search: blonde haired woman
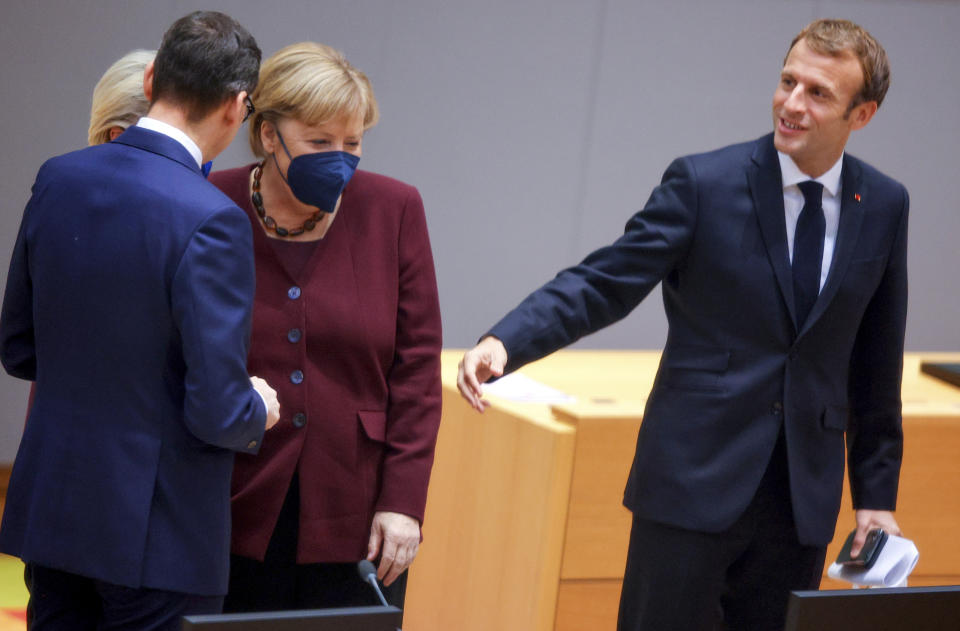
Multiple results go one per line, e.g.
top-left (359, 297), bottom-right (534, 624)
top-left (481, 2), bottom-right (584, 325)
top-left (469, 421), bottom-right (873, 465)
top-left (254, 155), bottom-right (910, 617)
top-left (87, 49), bottom-right (155, 145)
top-left (209, 42), bottom-right (441, 614)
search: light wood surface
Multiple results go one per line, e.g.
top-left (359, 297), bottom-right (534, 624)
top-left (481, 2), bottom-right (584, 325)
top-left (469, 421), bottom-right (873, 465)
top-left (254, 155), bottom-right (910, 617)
top-left (403, 358), bottom-right (576, 631)
top-left (405, 350), bottom-right (960, 630)
top-left (552, 410), bottom-right (636, 579)
top-left (555, 579), bottom-right (622, 631)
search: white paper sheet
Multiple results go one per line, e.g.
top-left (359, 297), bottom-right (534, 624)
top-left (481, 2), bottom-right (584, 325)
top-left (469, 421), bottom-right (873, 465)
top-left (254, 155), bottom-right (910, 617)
top-left (827, 534), bottom-right (919, 588)
top-left (482, 373), bottom-right (575, 404)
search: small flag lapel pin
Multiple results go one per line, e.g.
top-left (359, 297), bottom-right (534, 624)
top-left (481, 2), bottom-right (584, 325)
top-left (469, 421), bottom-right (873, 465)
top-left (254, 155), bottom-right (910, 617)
top-left (854, 193), bottom-right (861, 202)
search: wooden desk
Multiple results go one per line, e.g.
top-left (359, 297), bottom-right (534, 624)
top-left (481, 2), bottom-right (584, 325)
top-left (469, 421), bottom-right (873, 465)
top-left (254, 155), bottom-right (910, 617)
top-left (404, 351), bottom-right (960, 630)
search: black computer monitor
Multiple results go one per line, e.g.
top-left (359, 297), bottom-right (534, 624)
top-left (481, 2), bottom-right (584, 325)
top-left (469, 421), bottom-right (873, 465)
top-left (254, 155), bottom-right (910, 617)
top-left (920, 361), bottom-right (960, 389)
top-left (181, 605), bottom-right (402, 631)
top-left (785, 586), bottom-right (960, 631)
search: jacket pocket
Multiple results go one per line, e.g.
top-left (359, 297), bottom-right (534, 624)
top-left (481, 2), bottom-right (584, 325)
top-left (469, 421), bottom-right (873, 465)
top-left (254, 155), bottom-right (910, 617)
top-left (665, 345), bottom-right (731, 371)
top-left (357, 410), bottom-right (387, 442)
top-left (661, 345), bottom-right (730, 391)
top-left (356, 411), bottom-right (387, 513)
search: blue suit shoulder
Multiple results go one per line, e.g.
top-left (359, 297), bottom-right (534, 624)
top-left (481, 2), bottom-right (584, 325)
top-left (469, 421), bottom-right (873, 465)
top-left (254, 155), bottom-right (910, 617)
top-left (646, 136), bottom-right (766, 189)
top-left (844, 151), bottom-right (908, 198)
top-left (680, 135), bottom-right (766, 171)
top-left (29, 144), bottom-right (105, 191)
top-left (685, 136), bottom-right (762, 163)
top-left (36, 139), bottom-right (242, 211)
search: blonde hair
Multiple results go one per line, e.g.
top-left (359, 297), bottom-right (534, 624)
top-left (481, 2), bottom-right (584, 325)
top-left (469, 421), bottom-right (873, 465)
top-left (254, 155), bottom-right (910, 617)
top-left (88, 49), bottom-right (155, 145)
top-left (248, 42), bottom-right (379, 158)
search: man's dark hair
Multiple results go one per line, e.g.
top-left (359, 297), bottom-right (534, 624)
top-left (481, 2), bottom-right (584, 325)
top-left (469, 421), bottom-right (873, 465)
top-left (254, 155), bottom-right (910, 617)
top-left (152, 11), bottom-right (261, 122)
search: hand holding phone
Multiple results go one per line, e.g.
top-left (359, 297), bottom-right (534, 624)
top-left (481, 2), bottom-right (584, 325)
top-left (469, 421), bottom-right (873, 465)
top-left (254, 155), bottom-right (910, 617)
top-left (835, 528), bottom-right (888, 570)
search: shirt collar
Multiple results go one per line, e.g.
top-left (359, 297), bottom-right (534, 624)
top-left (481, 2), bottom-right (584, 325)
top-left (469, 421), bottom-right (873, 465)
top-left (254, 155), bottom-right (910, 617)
top-left (777, 151), bottom-right (843, 197)
top-left (135, 116), bottom-right (204, 169)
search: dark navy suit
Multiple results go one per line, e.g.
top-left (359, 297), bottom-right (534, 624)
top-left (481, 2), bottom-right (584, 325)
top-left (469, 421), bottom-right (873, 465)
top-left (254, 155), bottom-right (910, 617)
top-left (0, 125), bottom-right (267, 599)
top-left (488, 134), bottom-right (908, 627)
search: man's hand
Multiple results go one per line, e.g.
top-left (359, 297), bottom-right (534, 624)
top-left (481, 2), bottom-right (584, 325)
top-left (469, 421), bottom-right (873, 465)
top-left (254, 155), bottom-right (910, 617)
top-left (250, 376), bottom-right (280, 430)
top-left (456, 336), bottom-right (508, 412)
top-left (851, 509), bottom-right (901, 557)
top-left (367, 511), bottom-right (421, 586)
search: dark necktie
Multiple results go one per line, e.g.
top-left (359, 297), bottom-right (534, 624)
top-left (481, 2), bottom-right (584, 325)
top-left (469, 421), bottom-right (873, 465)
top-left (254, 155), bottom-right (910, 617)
top-left (792, 180), bottom-right (825, 327)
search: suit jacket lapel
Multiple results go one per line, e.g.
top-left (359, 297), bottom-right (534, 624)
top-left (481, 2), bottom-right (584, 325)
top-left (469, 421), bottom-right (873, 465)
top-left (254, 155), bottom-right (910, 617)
top-left (800, 154), bottom-right (865, 333)
top-left (111, 125), bottom-right (204, 176)
top-left (747, 135), bottom-right (799, 333)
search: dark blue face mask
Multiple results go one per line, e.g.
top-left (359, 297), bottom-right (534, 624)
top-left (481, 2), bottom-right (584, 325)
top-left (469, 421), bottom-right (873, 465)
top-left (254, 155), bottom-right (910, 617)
top-left (274, 129), bottom-right (360, 213)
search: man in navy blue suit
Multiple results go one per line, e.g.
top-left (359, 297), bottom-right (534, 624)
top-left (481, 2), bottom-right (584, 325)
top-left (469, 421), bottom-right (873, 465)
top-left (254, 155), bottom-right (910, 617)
top-left (0, 11), bottom-right (280, 630)
top-left (459, 19), bottom-right (907, 631)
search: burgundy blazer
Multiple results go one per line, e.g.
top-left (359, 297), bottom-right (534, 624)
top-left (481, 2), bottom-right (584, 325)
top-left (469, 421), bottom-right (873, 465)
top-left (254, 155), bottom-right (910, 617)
top-left (210, 165), bottom-right (442, 563)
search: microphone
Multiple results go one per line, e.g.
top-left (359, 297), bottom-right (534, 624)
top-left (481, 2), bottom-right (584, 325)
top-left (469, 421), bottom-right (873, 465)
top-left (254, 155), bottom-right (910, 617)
top-left (357, 560), bottom-right (390, 607)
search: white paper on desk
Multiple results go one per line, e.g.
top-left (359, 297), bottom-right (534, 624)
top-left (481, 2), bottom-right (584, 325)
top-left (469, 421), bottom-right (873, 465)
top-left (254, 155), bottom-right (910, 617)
top-left (482, 373), bottom-right (575, 404)
top-left (827, 534), bottom-right (919, 588)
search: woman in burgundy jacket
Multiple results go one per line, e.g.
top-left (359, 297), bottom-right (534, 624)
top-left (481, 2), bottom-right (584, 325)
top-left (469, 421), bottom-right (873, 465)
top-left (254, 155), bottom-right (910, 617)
top-left (209, 42), bottom-right (442, 612)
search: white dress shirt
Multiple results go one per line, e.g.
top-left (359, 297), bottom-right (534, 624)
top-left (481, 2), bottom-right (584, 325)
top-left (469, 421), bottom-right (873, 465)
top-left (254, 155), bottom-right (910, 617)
top-left (777, 151), bottom-right (843, 292)
top-left (135, 116), bottom-right (204, 169)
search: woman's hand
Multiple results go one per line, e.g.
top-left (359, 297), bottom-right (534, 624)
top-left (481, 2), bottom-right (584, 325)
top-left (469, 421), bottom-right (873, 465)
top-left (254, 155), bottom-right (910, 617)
top-left (367, 511), bottom-right (421, 586)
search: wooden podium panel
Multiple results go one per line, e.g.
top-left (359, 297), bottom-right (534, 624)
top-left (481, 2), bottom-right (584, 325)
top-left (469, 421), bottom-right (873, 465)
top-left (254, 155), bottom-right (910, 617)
top-left (555, 579), bottom-right (622, 631)
top-left (405, 350), bottom-right (960, 630)
top-left (553, 411), bottom-right (637, 579)
top-left (403, 353), bottom-right (576, 631)
top-left (515, 353), bottom-right (659, 581)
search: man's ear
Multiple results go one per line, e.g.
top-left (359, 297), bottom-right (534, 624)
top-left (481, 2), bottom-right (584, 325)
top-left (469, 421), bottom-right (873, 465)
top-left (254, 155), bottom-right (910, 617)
top-left (849, 100), bottom-right (878, 131)
top-left (143, 61), bottom-right (155, 101)
top-left (225, 91), bottom-right (247, 125)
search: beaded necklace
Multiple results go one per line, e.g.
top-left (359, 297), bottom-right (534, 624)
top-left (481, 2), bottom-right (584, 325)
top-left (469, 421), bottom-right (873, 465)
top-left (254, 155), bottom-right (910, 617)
top-left (251, 161), bottom-right (324, 238)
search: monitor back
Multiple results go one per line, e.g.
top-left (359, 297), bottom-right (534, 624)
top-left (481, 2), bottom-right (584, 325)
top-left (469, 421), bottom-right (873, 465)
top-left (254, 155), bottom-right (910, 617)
top-left (181, 605), bottom-right (402, 631)
top-left (785, 586), bottom-right (960, 631)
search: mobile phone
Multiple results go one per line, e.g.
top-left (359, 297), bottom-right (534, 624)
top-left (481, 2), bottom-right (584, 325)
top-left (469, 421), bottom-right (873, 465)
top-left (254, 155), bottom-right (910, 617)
top-left (835, 528), bottom-right (888, 569)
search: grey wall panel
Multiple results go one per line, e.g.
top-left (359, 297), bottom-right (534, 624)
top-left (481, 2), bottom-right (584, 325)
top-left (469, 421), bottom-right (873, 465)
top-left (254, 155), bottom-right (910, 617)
top-left (1, 0), bottom-right (958, 460)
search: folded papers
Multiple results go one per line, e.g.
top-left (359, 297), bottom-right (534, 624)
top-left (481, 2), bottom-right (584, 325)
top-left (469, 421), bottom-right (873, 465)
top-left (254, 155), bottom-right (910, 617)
top-left (827, 534), bottom-right (919, 588)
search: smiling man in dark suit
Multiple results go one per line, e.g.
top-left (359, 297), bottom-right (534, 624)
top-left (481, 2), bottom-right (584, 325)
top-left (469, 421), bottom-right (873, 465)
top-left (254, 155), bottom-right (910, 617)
top-left (0, 11), bottom-right (280, 630)
top-left (458, 18), bottom-right (907, 631)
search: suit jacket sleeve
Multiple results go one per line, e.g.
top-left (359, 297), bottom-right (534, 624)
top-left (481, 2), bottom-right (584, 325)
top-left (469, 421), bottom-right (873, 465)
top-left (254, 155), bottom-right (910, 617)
top-left (0, 175), bottom-right (45, 380)
top-left (489, 157), bottom-right (699, 372)
top-left (847, 186), bottom-right (909, 510)
top-left (377, 188), bottom-right (442, 522)
top-left (171, 205), bottom-right (266, 453)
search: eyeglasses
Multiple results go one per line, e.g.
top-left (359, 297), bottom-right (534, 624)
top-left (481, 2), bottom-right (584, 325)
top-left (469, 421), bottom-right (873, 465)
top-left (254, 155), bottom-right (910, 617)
top-left (243, 95), bottom-right (256, 123)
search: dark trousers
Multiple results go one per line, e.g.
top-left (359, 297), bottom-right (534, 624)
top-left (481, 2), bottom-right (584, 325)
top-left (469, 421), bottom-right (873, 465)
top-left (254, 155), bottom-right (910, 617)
top-left (223, 474), bottom-right (407, 615)
top-left (618, 433), bottom-right (827, 631)
top-left (24, 563), bottom-right (223, 631)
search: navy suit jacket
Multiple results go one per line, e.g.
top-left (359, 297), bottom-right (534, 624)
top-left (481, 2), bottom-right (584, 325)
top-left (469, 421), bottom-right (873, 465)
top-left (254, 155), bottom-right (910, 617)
top-left (489, 134), bottom-right (908, 545)
top-left (0, 126), bottom-right (267, 595)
